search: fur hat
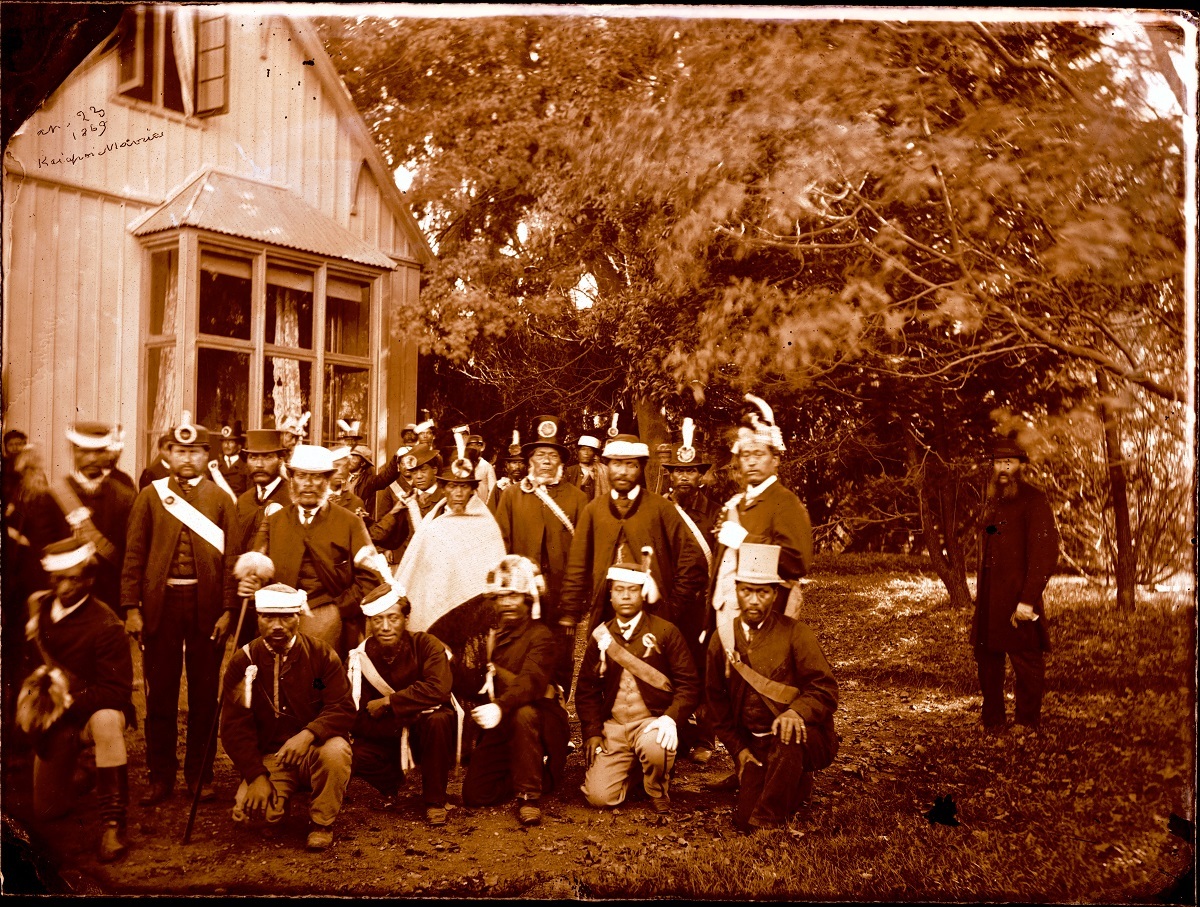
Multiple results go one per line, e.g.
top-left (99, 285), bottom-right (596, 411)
top-left (484, 555), bottom-right (545, 619)
top-left (732, 394), bottom-right (785, 454)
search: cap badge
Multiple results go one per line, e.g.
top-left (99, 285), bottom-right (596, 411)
top-left (677, 446), bottom-right (696, 464)
top-left (221, 426), bottom-right (233, 438)
top-left (451, 460), bottom-right (473, 479)
top-left (537, 420), bottom-right (556, 439)
top-left (401, 454), bottom-right (418, 471)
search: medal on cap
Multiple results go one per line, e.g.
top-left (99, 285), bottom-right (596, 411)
top-left (402, 454), bottom-right (418, 471)
top-left (221, 425), bottom-right (233, 438)
top-left (451, 460), bottom-right (473, 480)
top-left (537, 419), bottom-right (556, 439)
top-left (174, 410), bottom-right (198, 445)
top-left (607, 413), bottom-right (620, 439)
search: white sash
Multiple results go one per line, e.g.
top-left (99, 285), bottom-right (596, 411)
top-left (674, 503), bottom-right (712, 568)
top-left (152, 479), bottom-right (225, 553)
top-left (208, 461), bottom-right (238, 503)
top-left (525, 481), bottom-right (575, 534)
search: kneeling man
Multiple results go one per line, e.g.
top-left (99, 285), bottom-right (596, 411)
top-left (461, 555), bottom-right (569, 827)
top-left (221, 583), bottom-right (356, 850)
top-left (576, 554), bottom-right (699, 813)
top-left (706, 544), bottom-right (839, 831)
top-left (348, 582), bottom-right (457, 826)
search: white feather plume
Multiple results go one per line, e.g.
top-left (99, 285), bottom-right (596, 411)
top-left (744, 393), bottom-right (775, 426)
top-left (681, 418), bottom-right (695, 450)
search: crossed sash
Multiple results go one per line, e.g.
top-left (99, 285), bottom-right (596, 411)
top-left (207, 461), bottom-right (238, 503)
top-left (724, 642), bottom-right (801, 717)
top-left (152, 479), bottom-right (225, 553)
top-left (49, 478), bottom-right (119, 565)
top-left (523, 480), bottom-right (575, 534)
top-left (591, 623), bottom-right (673, 692)
top-left (673, 503), bottom-right (712, 568)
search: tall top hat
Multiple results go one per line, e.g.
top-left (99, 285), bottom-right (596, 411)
top-left (735, 543), bottom-right (784, 585)
top-left (664, 417), bottom-right (711, 470)
top-left (220, 421), bottom-right (245, 443)
top-left (522, 415), bottom-right (570, 457)
top-left (242, 430), bottom-right (287, 455)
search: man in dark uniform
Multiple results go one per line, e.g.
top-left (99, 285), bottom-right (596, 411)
top-left (369, 445), bottom-right (444, 562)
top-left (973, 437), bottom-right (1060, 731)
top-left (488, 432), bottom-right (527, 511)
top-left (213, 422), bottom-right (249, 498)
top-left (706, 543), bottom-right (839, 831)
top-left (494, 416), bottom-right (589, 691)
top-left (20, 537), bottom-right (136, 862)
top-left (221, 583), bottom-right (356, 851)
top-left (239, 445), bottom-right (379, 659)
top-left (348, 583), bottom-right (457, 826)
top-left (461, 555), bottom-right (570, 827)
top-left (120, 414), bottom-right (238, 806)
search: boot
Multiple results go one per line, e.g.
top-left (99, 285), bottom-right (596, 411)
top-left (96, 765), bottom-right (129, 863)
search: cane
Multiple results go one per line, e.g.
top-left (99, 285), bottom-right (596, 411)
top-left (182, 593), bottom-right (251, 844)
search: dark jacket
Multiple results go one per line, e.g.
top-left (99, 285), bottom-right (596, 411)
top-left (215, 455), bottom-right (250, 497)
top-left (251, 502), bottom-right (375, 619)
top-left (347, 455), bottom-right (402, 522)
top-left (575, 610), bottom-right (699, 741)
top-left (137, 458), bottom-right (171, 490)
top-left (234, 477), bottom-right (292, 554)
top-left (488, 618), bottom-right (558, 716)
top-left (369, 484), bottom-right (445, 556)
top-left (494, 480), bottom-right (589, 626)
top-left (29, 591), bottom-right (135, 727)
top-left (351, 632), bottom-right (453, 739)
top-left (561, 489), bottom-right (708, 631)
top-left (706, 611), bottom-right (838, 760)
top-left (120, 476), bottom-right (239, 634)
top-left (972, 480), bottom-right (1060, 652)
top-left (220, 634), bottom-right (356, 783)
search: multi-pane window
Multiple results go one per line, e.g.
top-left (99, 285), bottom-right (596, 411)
top-left (142, 239), bottom-right (377, 461)
top-left (117, 5), bottom-right (228, 117)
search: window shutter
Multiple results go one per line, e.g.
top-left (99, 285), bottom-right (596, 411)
top-left (194, 12), bottom-right (228, 117)
top-left (117, 6), bottom-right (147, 94)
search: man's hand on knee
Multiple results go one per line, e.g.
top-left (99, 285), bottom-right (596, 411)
top-left (243, 774), bottom-right (277, 820)
top-left (771, 709), bottom-right (806, 746)
top-left (585, 736), bottom-right (605, 769)
top-left (736, 747), bottom-right (763, 781)
top-left (276, 729), bottom-right (315, 767)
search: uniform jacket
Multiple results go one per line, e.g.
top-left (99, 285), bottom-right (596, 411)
top-left (347, 454), bottom-right (402, 522)
top-left (561, 489), bottom-right (708, 631)
top-left (705, 479), bottom-right (814, 636)
top-left (972, 480), bottom-right (1060, 653)
top-left (351, 632), bottom-right (453, 739)
top-left (494, 479), bottom-right (589, 625)
top-left (488, 618), bottom-right (558, 716)
top-left (564, 462), bottom-right (611, 501)
top-left (369, 484), bottom-right (445, 556)
top-left (251, 502), bottom-right (375, 618)
top-left (220, 633), bottom-right (356, 782)
top-left (669, 487), bottom-right (720, 544)
top-left (29, 591), bottom-right (135, 727)
top-left (575, 610), bottom-right (700, 741)
top-left (120, 476), bottom-right (239, 634)
top-left (705, 611), bottom-right (838, 758)
top-left (137, 459), bottom-right (171, 490)
top-left (235, 478), bottom-right (292, 554)
top-left (216, 455), bottom-right (250, 497)
top-left (25, 475), bottom-right (136, 609)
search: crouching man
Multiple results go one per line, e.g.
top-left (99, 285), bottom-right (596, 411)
top-left (220, 583), bottom-right (355, 851)
top-left (348, 582), bottom-right (457, 827)
top-left (461, 555), bottom-right (569, 827)
top-left (576, 555), bottom-right (699, 814)
top-left (706, 544), bottom-right (839, 832)
top-left (19, 538), bottom-right (136, 862)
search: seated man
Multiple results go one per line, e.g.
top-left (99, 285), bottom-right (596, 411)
top-left (220, 583), bottom-right (356, 851)
top-left (576, 556), bottom-right (699, 814)
top-left (705, 544), bottom-right (839, 832)
top-left (19, 538), bottom-right (136, 862)
top-left (348, 582), bottom-right (457, 827)
top-left (461, 555), bottom-right (569, 827)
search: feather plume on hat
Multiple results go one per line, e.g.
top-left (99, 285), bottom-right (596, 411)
top-left (733, 393), bottom-right (785, 453)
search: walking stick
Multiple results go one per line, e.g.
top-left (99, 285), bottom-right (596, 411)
top-left (182, 594), bottom-right (251, 844)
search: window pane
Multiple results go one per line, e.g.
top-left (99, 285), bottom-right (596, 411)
top-left (145, 344), bottom-right (178, 457)
top-left (199, 252), bottom-right (252, 340)
top-left (196, 347), bottom-right (249, 431)
top-left (149, 248), bottom-right (178, 336)
top-left (324, 364), bottom-right (370, 444)
top-left (326, 276), bottom-right (370, 357)
top-left (262, 356), bottom-right (312, 433)
top-left (161, 9), bottom-right (184, 113)
top-left (266, 266), bottom-right (314, 350)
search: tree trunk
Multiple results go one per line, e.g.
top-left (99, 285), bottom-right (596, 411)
top-left (1096, 372), bottom-right (1136, 609)
top-left (633, 397), bottom-right (671, 495)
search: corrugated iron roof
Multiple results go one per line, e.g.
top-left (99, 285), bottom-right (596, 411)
top-left (132, 170), bottom-right (396, 270)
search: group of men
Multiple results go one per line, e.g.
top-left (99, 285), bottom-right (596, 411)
top-left (3, 396), bottom-right (1058, 861)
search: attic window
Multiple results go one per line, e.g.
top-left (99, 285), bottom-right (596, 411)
top-left (117, 5), bottom-right (227, 117)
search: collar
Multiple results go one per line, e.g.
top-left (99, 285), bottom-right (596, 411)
top-left (615, 612), bottom-right (643, 640)
top-left (173, 475), bottom-right (203, 489)
top-left (225, 455), bottom-right (240, 467)
top-left (611, 486), bottom-right (641, 502)
top-left (418, 482), bottom-right (439, 498)
top-left (298, 504), bottom-right (323, 522)
top-left (258, 475), bottom-right (283, 501)
top-left (743, 475), bottom-right (778, 504)
top-left (50, 595), bottom-right (89, 624)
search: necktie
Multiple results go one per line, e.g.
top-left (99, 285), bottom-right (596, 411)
top-left (258, 488), bottom-right (266, 504)
top-left (617, 620), bottom-right (635, 640)
top-left (302, 509), bottom-right (314, 526)
top-left (614, 495), bottom-right (632, 517)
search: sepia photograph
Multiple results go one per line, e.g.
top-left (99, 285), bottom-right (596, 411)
top-left (0, 3), bottom-right (1195, 899)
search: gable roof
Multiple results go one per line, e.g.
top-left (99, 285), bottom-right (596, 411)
top-left (132, 169), bottom-right (397, 270)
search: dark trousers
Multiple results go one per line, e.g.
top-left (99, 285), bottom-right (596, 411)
top-left (352, 707), bottom-right (456, 805)
top-left (143, 586), bottom-right (220, 788)
top-left (735, 725), bottom-right (837, 829)
top-left (462, 699), bottom-right (569, 806)
top-left (976, 647), bottom-right (1045, 726)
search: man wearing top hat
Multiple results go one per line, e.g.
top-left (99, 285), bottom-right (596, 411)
top-left (20, 537), bottom-right (136, 862)
top-left (369, 444), bottom-right (445, 562)
top-left (461, 555), bottom-right (570, 828)
top-left (221, 583), bottom-right (356, 851)
top-left (577, 557), bottom-right (700, 814)
top-left (560, 433), bottom-right (708, 639)
top-left (488, 432), bottom-right (528, 511)
top-left (973, 436), bottom-right (1060, 731)
top-left (212, 422), bottom-right (249, 498)
top-left (24, 420), bottom-right (137, 613)
top-left (707, 394), bottom-right (814, 668)
top-left (494, 416), bottom-right (590, 691)
top-left (239, 444), bottom-right (380, 659)
top-left (564, 434), bottom-right (610, 502)
top-left (120, 413), bottom-right (239, 806)
top-left (705, 543), bottom-right (839, 831)
top-left (347, 582), bottom-right (457, 827)
top-left (234, 430), bottom-right (292, 555)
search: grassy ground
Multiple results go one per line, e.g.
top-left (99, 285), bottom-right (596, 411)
top-left (3, 556), bottom-right (1194, 900)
